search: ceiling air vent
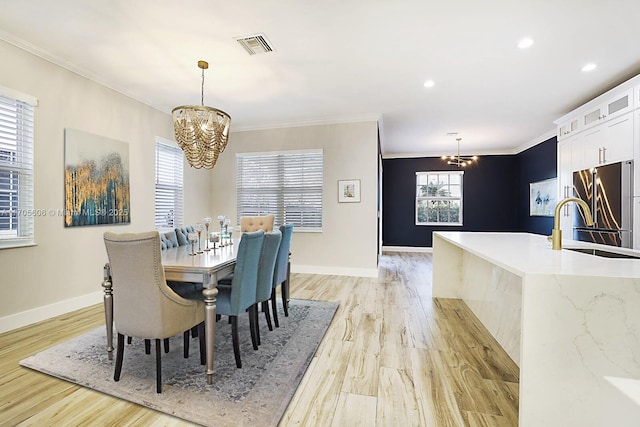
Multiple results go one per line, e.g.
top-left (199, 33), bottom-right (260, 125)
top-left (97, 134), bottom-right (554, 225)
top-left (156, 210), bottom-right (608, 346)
top-left (235, 33), bottom-right (274, 55)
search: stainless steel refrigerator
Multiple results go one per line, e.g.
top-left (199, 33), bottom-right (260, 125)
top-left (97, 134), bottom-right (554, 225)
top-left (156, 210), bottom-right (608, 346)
top-left (572, 160), bottom-right (633, 248)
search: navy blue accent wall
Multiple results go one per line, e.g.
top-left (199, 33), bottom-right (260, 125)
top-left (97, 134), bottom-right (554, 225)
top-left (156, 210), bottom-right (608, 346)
top-left (516, 136), bottom-right (557, 235)
top-left (382, 156), bottom-right (519, 247)
top-left (382, 136), bottom-right (558, 247)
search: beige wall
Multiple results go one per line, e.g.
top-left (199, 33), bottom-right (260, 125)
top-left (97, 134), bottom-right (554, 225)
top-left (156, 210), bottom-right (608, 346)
top-left (0, 40), bottom-right (211, 331)
top-left (210, 122), bottom-right (379, 277)
top-left (0, 40), bottom-right (379, 332)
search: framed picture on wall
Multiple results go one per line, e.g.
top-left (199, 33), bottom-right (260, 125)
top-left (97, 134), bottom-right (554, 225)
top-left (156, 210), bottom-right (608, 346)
top-left (338, 179), bottom-right (361, 203)
top-left (529, 178), bottom-right (557, 216)
top-left (64, 128), bottom-right (131, 227)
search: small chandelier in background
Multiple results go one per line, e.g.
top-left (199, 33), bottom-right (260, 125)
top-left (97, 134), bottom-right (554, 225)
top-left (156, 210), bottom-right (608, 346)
top-left (442, 137), bottom-right (477, 167)
top-left (172, 60), bottom-right (231, 169)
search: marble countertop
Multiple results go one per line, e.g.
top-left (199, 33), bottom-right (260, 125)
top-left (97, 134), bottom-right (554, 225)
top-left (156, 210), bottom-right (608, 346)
top-left (434, 231), bottom-right (640, 279)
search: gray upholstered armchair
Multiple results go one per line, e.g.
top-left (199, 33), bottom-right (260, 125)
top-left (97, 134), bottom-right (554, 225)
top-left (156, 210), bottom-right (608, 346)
top-left (103, 231), bottom-right (205, 393)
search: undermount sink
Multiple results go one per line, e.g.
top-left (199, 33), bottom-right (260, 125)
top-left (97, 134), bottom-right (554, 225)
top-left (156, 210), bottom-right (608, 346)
top-left (564, 247), bottom-right (640, 259)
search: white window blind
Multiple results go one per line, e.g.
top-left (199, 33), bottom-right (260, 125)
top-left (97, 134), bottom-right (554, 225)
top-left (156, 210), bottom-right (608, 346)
top-left (155, 141), bottom-right (184, 228)
top-left (236, 150), bottom-right (323, 231)
top-left (0, 91), bottom-right (35, 247)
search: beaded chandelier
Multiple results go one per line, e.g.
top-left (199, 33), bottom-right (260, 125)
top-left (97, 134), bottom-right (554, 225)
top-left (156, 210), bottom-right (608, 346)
top-left (172, 60), bottom-right (231, 169)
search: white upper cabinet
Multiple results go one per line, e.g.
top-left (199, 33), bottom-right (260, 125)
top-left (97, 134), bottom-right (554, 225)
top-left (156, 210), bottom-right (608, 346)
top-left (555, 75), bottom-right (639, 171)
top-left (557, 88), bottom-right (633, 141)
top-left (634, 83), bottom-right (640, 112)
top-left (557, 116), bottom-right (579, 140)
top-left (580, 88), bottom-right (634, 131)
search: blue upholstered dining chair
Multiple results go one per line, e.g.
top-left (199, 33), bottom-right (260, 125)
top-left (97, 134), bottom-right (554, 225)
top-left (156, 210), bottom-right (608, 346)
top-left (254, 230), bottom-right (282, 345)
top-left (271, 224), bottom-right (293, 327)
top-left (213, 230), bottom-right (264, 368)
top-left (160, 230), bottom-right (180, 249)
top-left (175, 225), bottom-right (195, 246)
top-left (103, 231), bottom-right (205, 393)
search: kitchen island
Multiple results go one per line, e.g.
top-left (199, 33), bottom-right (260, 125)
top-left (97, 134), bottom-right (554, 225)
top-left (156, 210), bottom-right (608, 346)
top-left (432, 231), bottom-right (640, 427)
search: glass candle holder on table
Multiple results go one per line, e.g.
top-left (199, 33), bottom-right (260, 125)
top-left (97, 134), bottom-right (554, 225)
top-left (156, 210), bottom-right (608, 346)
top-left (227, 226), bottom-right (234, 245)
top-left (195, 222), bottom-right (204, 253)
top-left (203, 217), bottom-right (212, 251)
top-left (217, 215), bottom-right (227, 246)
top-left (209, 231), bottom-right (220, 249)
top-left (187, 231), bottom-right (198, 256)
top-left (223, 217), bottom-right (231, 246)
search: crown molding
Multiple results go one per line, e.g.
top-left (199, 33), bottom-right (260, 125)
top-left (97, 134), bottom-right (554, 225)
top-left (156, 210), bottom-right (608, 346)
top-left (0, 30), bottom-right (165, 114)
top-left (231, 114), bottom-right (381, 133)
top-left (382, 128), bottom-right (557, 159)
top-left (513, 129), bottom-right (557, 153)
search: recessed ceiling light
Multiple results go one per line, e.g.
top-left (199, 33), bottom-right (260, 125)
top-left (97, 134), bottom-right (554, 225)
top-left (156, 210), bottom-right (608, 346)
top-left (423, 80), bottom-right (435, 88)
top-left (517, 38), bottom-right (534, 49)
top-left (581, 63), bottom-right (597, 72)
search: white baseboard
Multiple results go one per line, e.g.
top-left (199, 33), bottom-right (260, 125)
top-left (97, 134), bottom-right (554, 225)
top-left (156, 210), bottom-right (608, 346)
top-left (1, 261), bottom-right (383, 334)
top-left (291, 264), bottom-right (378, 278)
top-left (382, 246), bottom-right (433, 253)
top-left (0, 290), bottom-right (103, 334)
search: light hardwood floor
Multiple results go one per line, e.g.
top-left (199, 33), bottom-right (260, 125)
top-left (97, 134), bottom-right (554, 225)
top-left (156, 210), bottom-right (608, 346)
top-left (0, 252), bottom-right (519, 426)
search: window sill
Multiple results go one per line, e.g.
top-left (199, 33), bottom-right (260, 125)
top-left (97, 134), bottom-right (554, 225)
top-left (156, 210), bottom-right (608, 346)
top-left (292, 228), bottom-right (323, 233)
top-left (0, 241), bottom-right (37, 250)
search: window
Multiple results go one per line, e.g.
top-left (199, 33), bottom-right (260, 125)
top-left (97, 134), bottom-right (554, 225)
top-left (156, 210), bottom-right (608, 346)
top-left (416, 171), bottom-right (463, 225)
top-left (155, 140), bottom-right (184, 228)
top-left (236, 149), bottom-right (323, 231)
top-left (0, 88), bottom-right (35, 247)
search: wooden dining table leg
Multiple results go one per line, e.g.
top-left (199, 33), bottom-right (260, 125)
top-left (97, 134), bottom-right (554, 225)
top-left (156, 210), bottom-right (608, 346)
top-left (102, 263), bottom-right (114, 360)
top-left (202, 286), bottom-right (218, 385)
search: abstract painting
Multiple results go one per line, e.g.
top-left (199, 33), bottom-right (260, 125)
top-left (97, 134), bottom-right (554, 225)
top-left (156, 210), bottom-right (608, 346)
top-left (529, 178), bottom-right (557, 217)
top-left (64, 129), bottom-right (130, 227)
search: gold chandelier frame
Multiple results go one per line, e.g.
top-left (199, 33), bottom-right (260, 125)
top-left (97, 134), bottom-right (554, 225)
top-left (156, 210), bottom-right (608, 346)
top-left (441, 137), bottom-right (477, 167)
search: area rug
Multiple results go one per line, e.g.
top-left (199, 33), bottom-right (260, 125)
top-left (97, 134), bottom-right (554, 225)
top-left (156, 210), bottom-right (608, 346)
top-left (19, 299), bottom-right (338, 427)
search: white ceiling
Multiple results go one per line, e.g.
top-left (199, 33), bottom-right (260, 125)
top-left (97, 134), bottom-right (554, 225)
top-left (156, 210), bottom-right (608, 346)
top-left (1, 0), bottom-right (639, 157)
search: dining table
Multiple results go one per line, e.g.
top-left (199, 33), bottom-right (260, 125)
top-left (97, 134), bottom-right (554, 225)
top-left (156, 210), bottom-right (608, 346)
top-left (102, 240), bottom-right (237, 385)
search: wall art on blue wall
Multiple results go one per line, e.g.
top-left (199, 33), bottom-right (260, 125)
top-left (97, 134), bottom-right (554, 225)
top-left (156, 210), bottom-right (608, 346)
top-left (64, 129), bottom-right (130, 227)
top-left (529, 178), bottom-right (557, 217)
